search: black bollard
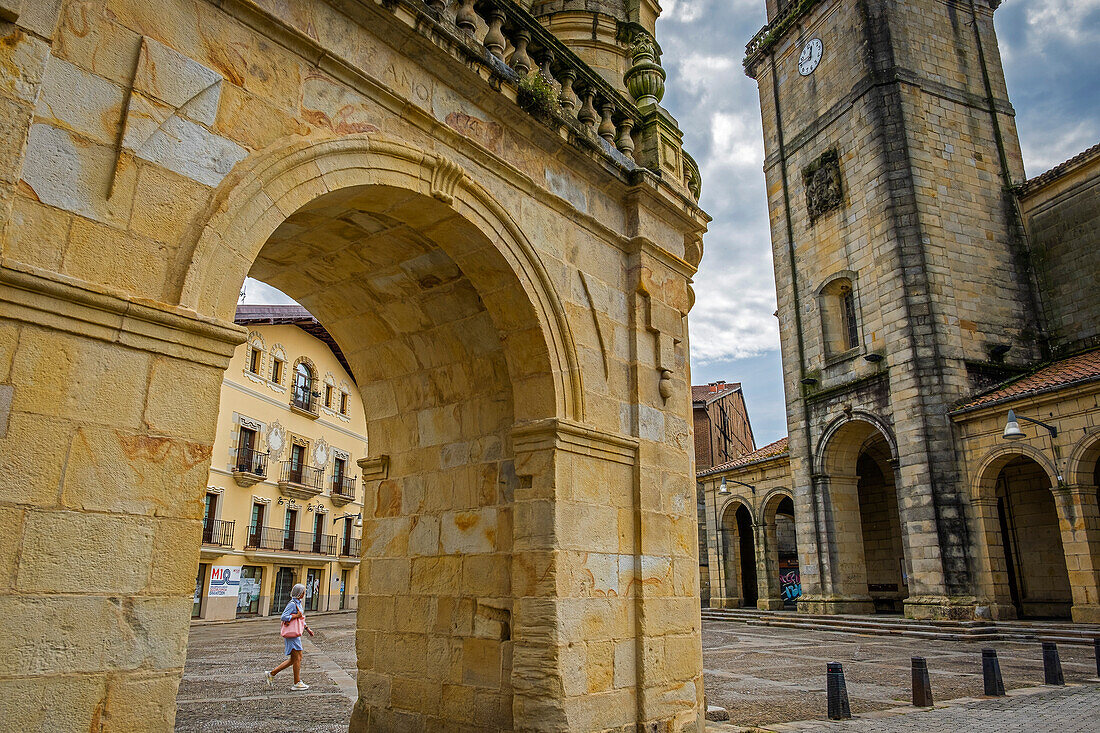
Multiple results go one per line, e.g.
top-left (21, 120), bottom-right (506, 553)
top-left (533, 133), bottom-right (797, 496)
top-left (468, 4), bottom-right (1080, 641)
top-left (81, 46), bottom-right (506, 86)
top-left (1094, 637), bottom-right (1099, 678)
top-left (982, 649), bottom-right (1005, 697)
top-left (1043, 642), bottom-right (1065, 685)
top-left (827, 662), bottom-right (852, 720)
top-left (911, 657), bottom-right (933, 707)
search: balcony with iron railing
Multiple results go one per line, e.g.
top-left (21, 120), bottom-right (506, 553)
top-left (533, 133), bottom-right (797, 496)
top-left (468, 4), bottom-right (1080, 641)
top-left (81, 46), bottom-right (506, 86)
top-left (278, 460), bottom-right (325, 500)
top-left (339, 536), bottom-right (362, 558)
top-left (232, 447), bottom-right (268, 488)
top-left (201, 518), bottom-right (234, 547)
top-left (290, 385), bottom-right (319, 418)
top-left (331, 474), bottom-right (357, 506)
top-left (245, 526), bottom-right (339, 556)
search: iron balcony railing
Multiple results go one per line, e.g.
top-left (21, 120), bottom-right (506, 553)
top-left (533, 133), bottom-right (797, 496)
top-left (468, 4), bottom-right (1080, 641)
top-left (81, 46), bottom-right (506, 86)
top-left (280, 461), bottom-right (325, 491)
top-left (245, 525), bottom-right (338, 556)
top-left (340, 537), bottom-right (361, 558)
top-left (201, 518), bottom-right (234, 547)
top-left (234, 447), bottom-right (268, 477)
top-left (290, 386), bottom-right (318, 414)
top-left (332, 474), bottom-right (357, 500)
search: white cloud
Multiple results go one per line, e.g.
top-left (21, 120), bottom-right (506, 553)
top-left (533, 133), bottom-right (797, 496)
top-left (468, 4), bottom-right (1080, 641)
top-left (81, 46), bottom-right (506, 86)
top-left (1024, 0), bottom-right (1100, 44)
top-left (240, 277), bottom-right (299, 305)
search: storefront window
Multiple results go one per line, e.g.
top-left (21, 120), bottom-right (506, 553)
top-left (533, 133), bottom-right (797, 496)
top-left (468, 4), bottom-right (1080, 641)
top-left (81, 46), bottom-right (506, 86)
top-left (237, 566), bottom-right (263, 617)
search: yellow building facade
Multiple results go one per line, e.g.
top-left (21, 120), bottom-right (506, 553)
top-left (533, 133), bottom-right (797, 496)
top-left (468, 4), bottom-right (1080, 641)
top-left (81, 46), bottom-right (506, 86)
top-left (194, 304), bottom-right (366, 621)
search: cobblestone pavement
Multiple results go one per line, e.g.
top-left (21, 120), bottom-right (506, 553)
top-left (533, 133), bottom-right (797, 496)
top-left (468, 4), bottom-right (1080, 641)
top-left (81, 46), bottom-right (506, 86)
top-left (178, 613), bottom-right (1100, 731)
top-left (702, 620), bottom-right (1100, 730)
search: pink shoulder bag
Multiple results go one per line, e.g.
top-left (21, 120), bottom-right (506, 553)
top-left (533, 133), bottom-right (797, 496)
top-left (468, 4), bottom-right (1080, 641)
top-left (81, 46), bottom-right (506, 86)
top-left (280, 602), bottom-right (305, 638)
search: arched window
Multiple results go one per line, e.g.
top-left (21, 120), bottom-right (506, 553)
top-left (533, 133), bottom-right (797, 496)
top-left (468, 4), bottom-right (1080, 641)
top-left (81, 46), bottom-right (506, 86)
top-left (292, 361), bottom-right (315, 412)
top-left (819, 275), bottom-right (860, 357)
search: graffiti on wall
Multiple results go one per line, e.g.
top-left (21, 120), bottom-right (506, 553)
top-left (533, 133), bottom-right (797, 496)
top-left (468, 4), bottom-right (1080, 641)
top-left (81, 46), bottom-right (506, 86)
top-left (780, 570), bottom-right (802, 601)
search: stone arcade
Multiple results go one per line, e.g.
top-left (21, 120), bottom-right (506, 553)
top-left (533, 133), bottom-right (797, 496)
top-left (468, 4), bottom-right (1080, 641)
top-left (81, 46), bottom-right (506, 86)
top-left (0, 0), bottom-right (708, 730)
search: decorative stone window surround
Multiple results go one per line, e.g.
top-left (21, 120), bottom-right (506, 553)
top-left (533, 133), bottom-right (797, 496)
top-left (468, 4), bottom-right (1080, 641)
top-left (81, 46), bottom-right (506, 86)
top-left (228, 413), bottom-right (266, 471)
top-left (269, 344), bottom-right (288, 393)
top-left (817, 271), bottom-right (865, 365)
top-left (243, 331), bottom-right (267, 385)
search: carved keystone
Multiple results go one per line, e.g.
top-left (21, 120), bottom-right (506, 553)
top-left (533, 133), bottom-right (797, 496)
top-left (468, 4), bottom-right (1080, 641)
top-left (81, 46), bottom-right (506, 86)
top-left (430, 156), bottom-right (465, 204)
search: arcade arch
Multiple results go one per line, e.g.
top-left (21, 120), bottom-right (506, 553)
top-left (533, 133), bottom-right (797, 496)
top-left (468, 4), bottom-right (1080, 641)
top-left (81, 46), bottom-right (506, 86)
top-left (761, 491), bottom-right (800, 609)
top-left (816, 417), bottom-right (908, 614)
top-left (719, 500), bottom-right (758, 608)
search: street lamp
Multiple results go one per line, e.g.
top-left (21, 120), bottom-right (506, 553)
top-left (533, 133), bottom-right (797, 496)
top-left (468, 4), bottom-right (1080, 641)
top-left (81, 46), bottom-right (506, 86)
top-left (332, 512), bottom-right (363, 527)
top-left (1002, 409), bottom-right (1057, 441)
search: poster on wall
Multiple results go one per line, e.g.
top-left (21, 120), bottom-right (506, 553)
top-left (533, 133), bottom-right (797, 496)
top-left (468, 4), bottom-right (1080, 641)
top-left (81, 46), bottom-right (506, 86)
top-left (209, 566), bottom-right (241, 597)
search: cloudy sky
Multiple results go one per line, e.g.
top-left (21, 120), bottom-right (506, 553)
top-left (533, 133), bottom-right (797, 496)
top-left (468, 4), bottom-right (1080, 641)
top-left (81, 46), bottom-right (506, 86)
top-left (245, 0), bottom-right (1100, 446)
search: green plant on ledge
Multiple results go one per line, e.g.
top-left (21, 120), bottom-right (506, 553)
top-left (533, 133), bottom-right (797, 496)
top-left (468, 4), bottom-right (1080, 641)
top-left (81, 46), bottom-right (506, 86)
top-left (517, 71), bottom-right (559, 119)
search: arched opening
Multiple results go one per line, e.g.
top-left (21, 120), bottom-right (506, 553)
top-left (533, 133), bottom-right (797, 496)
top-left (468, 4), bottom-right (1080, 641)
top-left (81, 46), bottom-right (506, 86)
top-left (719, 502), bottom-right (757, 607)
top-left (995, 455), bottom-right (1072, 619)
top-left (174, 139), bottom-right (575, 729)
top-left (819, 417), bottom-right (907, 614)
top-left (762, 493), bottom-right (800, 609)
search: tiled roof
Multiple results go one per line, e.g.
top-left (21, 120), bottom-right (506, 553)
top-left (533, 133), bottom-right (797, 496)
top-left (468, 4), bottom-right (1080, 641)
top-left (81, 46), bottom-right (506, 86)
top-left (952, 348), bottom-right (1100, 414)
top-left (235, 304), bottom-right (355, 384)
top-left (1017, 142), bottom-right (1100, 197)
top-left (692, 382), bottom-right (742, 405)
top-left (698, 436), bottom-right (789, 477)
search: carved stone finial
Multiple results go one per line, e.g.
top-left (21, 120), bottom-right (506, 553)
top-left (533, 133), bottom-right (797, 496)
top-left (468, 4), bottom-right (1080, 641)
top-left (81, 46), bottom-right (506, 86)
top-left (624, 30), bottom-right (665, 108)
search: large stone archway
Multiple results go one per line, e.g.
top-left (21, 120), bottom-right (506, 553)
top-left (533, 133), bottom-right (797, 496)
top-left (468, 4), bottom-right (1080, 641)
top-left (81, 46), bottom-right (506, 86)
top-left (0, 1), bottom-right (707, 726)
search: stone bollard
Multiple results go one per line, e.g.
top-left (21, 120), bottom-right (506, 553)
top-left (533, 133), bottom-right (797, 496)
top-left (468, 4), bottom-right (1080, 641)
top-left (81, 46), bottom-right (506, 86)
top-left (827, 662), bottom-right (852, 720)
top-left (982, 649), bottom-right (1006, 697)
top-left (1042, 642), bottom-right (1065, 685)
top-left (911, 656), bottom-right (933, 708)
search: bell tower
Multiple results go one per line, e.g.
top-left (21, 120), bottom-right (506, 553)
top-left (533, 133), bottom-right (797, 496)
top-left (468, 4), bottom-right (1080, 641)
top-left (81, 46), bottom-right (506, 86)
top-left (747, 0), bottom-right (1044, 618)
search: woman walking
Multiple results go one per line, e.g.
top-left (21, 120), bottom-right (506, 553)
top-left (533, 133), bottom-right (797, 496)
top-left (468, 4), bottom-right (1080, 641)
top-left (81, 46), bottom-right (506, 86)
top-left (264, 583), bottom-right (313, 690)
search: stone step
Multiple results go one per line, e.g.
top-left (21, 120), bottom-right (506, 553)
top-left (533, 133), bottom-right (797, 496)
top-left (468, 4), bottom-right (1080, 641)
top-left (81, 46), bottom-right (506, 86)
top-left (700, 608), bottom-right (1100, 646)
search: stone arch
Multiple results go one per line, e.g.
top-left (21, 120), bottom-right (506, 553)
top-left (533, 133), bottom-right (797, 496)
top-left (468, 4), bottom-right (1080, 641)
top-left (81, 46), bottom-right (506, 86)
top-left (815, 412), bottom-right (898, 476)
top-left (972, 448), bottom-right (1072, 619)
top-left (973, 444), bottom-right (1060, 500)
top-left (1066, 428), bottom-right (1100, 488)
top-left (815, 413), bottom-right (906, 613)
top-left (760, 488), bottom-right (800, 609)
top-left (172, 133), bottom-right (582, 422)
top-left (719, 499), bottom-right (758, 607)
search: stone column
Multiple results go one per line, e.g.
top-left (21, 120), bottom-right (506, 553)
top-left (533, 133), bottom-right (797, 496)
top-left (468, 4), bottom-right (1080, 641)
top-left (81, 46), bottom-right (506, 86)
top-left (1052, 486), bottom-right (1100, 623)
top-left (0, 265), bottom-right (242, 728)
top-left (799, 474), bottom-right (873, 614)
top-left (968, 497), bottom-right (1017, 620)
top-left (756, 520), bottom-right (785, 610)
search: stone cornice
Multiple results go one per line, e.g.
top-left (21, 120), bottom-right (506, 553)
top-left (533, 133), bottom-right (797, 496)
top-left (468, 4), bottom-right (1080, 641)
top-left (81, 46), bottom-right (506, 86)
top-left (512, 418), bottom-right (639, 465)
top-left (0, 259), bottom-right (244, 368)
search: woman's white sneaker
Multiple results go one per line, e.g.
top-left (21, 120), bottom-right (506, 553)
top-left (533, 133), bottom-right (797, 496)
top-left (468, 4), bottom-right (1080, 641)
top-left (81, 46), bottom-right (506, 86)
top-left (290, 681), bottom-right (310, 690)
top-left (263, 671), bottom-right (274, 688)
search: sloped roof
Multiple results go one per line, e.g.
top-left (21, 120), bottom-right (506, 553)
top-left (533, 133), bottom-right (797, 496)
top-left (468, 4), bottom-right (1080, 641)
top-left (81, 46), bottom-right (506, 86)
top-left (952, 348), bottom-right (1100, 414)
top-left (692, 382), bottom-right (742, 405)
top-left (697, 436), bottom-right (789, 477)
top-left (235, 304), bottom-right (355, 384)
top-left (1017, 142), bottom-right (1100, 197)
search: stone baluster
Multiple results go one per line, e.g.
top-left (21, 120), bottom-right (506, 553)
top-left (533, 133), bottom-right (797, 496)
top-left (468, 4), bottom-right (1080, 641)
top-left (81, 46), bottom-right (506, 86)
top-left (597, 99), bottom-right (616, 143)
top-left (483, 6), bottom-right (506, 60)
top-left (578, 89), bottom-right (598, 133)
top-left (510, 29), bottom-right (533, 75)
top-left (558, 69), bottom-right (579, 116)
top-left (539, 50), bottom-right (558, 94)
top-left (616, 117), bottom-right (635, 159)
top-left (455, 0), bottom-right (476, 33)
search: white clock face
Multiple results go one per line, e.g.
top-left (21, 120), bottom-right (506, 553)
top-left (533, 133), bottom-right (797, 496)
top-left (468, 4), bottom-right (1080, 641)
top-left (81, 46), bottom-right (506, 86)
top-left (799, 38), bottom-right (824, 76)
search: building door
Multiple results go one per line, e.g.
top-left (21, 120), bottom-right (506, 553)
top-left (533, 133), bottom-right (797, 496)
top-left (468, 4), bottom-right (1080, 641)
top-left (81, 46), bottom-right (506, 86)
top-left (201, 493), bottom-right (217, 544)
top-left (289, 443), bottom-right (305, 484)
top-left (284, 508), bottom-right (298, 551)
top-left (340, 569), bottom-right (349, 610)
top-left (192, 563), bottom-right (207, 619)
top-left (249, 502), bottom-right (265, 547)
top-left (312, 512), bottom-right (324, 554)
top-left (305, 568), bottom-right (322, 612)
top-left (237, 566), bottom-right (263, 617)
top-left (271, 566), bottom-right (296, 615)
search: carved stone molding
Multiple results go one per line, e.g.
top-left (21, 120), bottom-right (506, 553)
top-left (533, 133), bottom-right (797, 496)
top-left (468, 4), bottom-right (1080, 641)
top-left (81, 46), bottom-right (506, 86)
top-left (430, 156), bottom-right (465, 204)
top-left (804, 149), bottom-right (843, 223)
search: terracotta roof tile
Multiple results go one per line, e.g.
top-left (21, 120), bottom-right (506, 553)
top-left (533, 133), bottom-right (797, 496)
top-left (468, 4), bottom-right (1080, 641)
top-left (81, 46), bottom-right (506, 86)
top-left (691, 382), bottom-right (742, 404)
top-left (952, 348), bottom-right (1100, 413)
top-left (698, 436), bottom-right (788, 477)
top-left (1017, 142), bottom-right (1100, 197)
